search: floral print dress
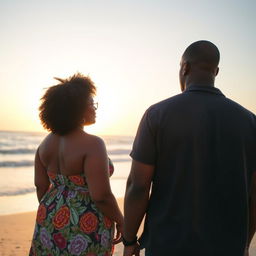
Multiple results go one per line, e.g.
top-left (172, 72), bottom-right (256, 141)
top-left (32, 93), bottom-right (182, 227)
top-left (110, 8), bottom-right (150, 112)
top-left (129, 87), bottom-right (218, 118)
top-left (30, 160), bottom-right (115, 256)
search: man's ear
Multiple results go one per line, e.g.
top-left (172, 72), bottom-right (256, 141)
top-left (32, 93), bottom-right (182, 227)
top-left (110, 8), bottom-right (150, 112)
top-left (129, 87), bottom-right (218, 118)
top-left (182, 61), bottom-right (190, 76)
top-left (215, 67), bottom-right (219, 76)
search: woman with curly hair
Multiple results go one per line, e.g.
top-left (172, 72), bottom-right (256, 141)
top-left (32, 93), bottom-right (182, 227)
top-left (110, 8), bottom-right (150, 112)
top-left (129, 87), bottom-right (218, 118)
top-left (29, 73), bottom-right (123, 255)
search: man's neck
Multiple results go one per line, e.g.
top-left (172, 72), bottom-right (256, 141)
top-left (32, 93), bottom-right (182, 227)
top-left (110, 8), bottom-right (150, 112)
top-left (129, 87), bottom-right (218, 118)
top-left (185, 75), bottom-right (215, 89)
top-left (185, 82), bottom-right (215, 89)
top-left (185, 72), bottom-right (215, 89)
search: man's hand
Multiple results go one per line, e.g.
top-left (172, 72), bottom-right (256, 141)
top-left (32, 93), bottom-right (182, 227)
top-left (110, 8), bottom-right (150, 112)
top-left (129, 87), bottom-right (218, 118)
top-left (123, 243), bottom-right (140, 256)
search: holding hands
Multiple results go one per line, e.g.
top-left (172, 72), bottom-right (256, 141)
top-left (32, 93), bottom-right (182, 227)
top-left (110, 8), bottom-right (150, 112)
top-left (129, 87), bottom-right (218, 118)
top-left (123, 243), bottom-right (140, 256)
top-left (113, 222), bottom-right (124, 244)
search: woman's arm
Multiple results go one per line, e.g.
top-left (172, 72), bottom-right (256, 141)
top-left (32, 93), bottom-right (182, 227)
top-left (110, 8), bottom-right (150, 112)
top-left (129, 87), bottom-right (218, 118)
top-left (84, 137), bottom-right (123, 227)
top-left (34, 148), bottom-right (50, 202)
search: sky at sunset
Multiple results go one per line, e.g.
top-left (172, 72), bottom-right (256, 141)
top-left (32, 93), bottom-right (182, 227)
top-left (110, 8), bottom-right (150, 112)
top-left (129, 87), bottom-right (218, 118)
top-left (0, 0), bottom-right (255, 135)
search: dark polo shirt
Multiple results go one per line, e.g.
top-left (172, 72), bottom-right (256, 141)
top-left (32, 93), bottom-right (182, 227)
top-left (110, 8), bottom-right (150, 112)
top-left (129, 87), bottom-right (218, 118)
top-left (130, 85), bottom-right (256, 256)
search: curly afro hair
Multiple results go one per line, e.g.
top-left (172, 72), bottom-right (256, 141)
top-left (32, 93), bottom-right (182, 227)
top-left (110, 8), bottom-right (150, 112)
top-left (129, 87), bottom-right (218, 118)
top-left (39, 73), bottom-right (96, 135)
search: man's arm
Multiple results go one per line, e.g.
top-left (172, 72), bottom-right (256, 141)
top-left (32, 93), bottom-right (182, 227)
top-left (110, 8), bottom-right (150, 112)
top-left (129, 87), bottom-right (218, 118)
top-left (123, 160), bottom-right (154, 256)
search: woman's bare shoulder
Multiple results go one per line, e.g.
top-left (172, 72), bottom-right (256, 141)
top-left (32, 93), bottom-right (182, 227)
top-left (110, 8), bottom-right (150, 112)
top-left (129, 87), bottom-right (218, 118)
top-left (38, 133), bottom-right (55, 149)
top-left (83, 133), bottom-right (106, 148)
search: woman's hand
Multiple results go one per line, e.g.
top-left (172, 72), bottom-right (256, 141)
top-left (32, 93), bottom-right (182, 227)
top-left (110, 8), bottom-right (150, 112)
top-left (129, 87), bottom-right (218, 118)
top-left (113, 222), bottom-right (123, 244)
top-left (123, 243), bottom-right (140, 256)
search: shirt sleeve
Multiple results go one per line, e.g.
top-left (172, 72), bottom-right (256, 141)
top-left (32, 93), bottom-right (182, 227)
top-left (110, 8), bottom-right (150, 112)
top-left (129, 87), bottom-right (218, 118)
top-left (130, 106), bottom-right (157, 165)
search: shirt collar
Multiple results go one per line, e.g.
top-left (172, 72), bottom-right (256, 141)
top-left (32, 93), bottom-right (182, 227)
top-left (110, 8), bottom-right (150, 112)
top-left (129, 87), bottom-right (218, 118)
top-left (184, 85), bottom-right (225, 96)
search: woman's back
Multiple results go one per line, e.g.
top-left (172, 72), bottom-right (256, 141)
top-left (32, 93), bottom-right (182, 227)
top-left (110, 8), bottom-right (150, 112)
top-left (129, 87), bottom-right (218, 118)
top-left (39, 130), bottom-right (95, 176)
top-left (30, 131), bottom-right (116, 255)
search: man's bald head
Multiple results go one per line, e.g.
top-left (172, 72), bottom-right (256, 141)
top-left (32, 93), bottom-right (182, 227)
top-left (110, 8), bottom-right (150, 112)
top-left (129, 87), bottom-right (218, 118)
top-left (179, 40), bottom-right (220, 91)
top-left (182, 40), bottom-right (220, 72)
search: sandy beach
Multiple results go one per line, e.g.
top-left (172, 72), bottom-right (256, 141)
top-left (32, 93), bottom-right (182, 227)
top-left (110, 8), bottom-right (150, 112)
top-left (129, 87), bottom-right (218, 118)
top-left (0, 198), bottom-right (145, 256)
top-left (0, 197), bottom-right (256, 256)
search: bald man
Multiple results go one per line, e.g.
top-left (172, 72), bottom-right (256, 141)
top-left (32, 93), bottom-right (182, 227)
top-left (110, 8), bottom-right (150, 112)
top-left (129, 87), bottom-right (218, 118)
top-left (123, 41), bottom-right (256, 256)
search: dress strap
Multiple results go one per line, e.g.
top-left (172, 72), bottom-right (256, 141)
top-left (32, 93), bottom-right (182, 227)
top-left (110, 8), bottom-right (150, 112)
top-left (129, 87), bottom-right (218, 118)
top-left (57, 137), bottom-right (65, 174)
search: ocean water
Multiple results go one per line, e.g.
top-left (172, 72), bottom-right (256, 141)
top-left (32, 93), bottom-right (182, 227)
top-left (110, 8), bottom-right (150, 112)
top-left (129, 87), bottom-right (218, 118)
top-left (0, 131), bottom-right (133, 215)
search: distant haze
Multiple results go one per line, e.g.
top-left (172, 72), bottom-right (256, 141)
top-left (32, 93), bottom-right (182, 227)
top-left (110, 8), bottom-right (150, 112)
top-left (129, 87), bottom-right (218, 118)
top-left (0, 0), bottom-right (255, 135)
